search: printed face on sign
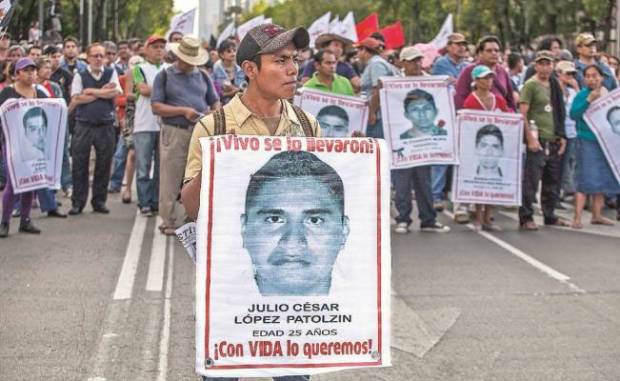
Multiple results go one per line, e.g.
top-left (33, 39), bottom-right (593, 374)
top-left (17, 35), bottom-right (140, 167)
top-left (401, 89), bottom-right (446, 139)
top-left (317, 105), bottom-right (349, 137)
top-left (240, 151), bottom-right (350, 296)
top-left (606, 106), bottom-right (620, 135)
top-left (475, 124), bottom-right (504, 179)
top-left (21, 107), bottom-right (49, 161)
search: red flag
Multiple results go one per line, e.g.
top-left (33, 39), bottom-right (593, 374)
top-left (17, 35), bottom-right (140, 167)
top-left (380, 21), bottom-right (405, 49)
top-left (356, 13), bottom-right (379, 42)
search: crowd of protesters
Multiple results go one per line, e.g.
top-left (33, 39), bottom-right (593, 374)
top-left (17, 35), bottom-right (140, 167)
top-left (1, 22), bottom-right (620, 238)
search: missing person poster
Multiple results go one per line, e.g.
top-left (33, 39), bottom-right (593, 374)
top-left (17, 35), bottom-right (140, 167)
top-left (294, 89), bottom-right (368, 137)
top-left (583, 87), bottom-right (620, 183)
top-left (195, 135), bottom-right (391, 378)
top-left (379, 75), bottom-right (458, 169)
top-left (451, 110), bottom-right (524, 206)
top-left (0, 98), bottom-right (67, 193)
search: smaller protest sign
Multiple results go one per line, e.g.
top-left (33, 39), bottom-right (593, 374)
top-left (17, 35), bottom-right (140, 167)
top-left (380, 75), bottom-right (458, 169)
top-left (176, 222), bottom-right (197, 263)
top-left (451, 110), bottom-right (524, 206)
top-left (294, 89), bottom-right (368, 137)
top-left (1, 98), bottom-right (67, 193)
top-left (583, 87), bottom-right (620, 183)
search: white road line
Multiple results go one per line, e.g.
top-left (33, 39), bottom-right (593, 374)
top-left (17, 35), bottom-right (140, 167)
top-left (157, 239), bottom-right (175, 381)
top-left (146, 222), bottom-right (167, 292)
top-left (113, 210), bottom-right (148, 300)
top-left (443, 211), bottom-right (586, 293)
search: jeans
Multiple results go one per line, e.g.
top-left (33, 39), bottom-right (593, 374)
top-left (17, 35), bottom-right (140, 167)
top-left (109, 134), bottom-right (127, 191)
top-left (519, 142), bottom-right (563, 225)
top-left (203, 376), bottom-right (310, 381)
top-left (134, 131), bottom-right (160, 209)
top-left (561, 138), bottom-right (577, 195)
top-left (61, 126), bottom-right (72, 189)
top-left (366, 117), bottom-right (384, 139)
top-left (392, 166), bottom-right (436, 227)
top-left (431, 165), bottom-right (448, 202)
top-left (37, 189), bottom-right (58, 212)
top-left (1, 154), bottom-right (33, 223)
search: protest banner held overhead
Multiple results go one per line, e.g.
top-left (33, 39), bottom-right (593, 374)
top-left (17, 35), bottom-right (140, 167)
top-left (294, 89), bottom-right (368, 138)
top-left (583, 87), bottom-right (620, 183)
top-left (1, 98), bottom-right (68, 194)
top-left (194, 135), bottom-right (391, 378)
top-left (380, 75), bottom-right (458, 169)
top-left (451, 110), bottom-right (524, 206)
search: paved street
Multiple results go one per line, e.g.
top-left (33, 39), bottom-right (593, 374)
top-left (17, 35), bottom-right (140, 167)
top-left (1, 192), bottom-right (619, 381)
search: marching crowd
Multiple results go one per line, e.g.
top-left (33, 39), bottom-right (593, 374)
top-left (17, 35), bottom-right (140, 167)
top-left (1, 22), bottom-right (620, 239)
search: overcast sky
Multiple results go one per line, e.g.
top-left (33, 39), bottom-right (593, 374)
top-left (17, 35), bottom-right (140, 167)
top-left (174, 0), bottom-right (196, 12)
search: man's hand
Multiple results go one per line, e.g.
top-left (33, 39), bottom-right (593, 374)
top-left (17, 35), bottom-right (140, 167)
top-left (368, 113), bottom-right (377, 126)
top-left (351, 131), bottom-right (366, 137)
top-left (527, 136), bottom-right (542, 152)
top-left (102, 82), bottom-right (116, 89)
top-left (184, 108), bottom-right (200, 122)
top-left (557, 137), bottom-right (567, 156)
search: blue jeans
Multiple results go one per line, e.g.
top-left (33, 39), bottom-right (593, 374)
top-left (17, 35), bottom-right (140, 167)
top-left (392, 166), bottom-right (436, 227)
top-left (109, 134), bottom-right (127, 191)
top-left (61, 126), bottom-right (72, 189)
top-left (37, 188), bottom-right (58, 212)
top-left (134, 131), bottom-right (160, 209)
top-left (203, 376), bottom-right (309, 381)
top-left (366, 117), bottom-right (384, 139)
top-left (431, 165), bottom-right (448, 202)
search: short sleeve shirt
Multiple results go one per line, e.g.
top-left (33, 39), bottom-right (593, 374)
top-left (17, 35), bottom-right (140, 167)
top-left (303, 73), bottom-right (354, 96)
top-left (184, 94), bottom-right (321, 182)
top-left (360, 55), bottom-right (397, 94)
top-left (520, 78), bottom-right (555, 140)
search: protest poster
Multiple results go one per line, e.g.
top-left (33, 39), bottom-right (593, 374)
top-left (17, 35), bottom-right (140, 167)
top-left (1, 98), bottom-right (67, 193)
top-left (379, 76), bottom-right (458, 169)
top-left (583, 87), bottom-right (620, 183)
top-left (451, 110), bottom-right (524, 206)
top-left (294, 89), bottom-right (368, 137)
top-left (195, 135), bottom-right (391, 378)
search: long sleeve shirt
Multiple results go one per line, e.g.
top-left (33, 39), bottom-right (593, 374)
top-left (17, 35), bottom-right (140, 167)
top-left (569, 87), bottom-right (597, 141)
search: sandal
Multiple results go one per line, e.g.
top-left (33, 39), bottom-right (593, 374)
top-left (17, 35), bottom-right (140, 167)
top-left (520, 221), bottom-right (538, 231)
top-left (571, 221), bottom-right (583, 229)
top-left (158, 224), bottom-right (177, 236)
top-left (545, 218), bottom-right (571, 227)
top-left (591, 217), bottom-right (615, 226)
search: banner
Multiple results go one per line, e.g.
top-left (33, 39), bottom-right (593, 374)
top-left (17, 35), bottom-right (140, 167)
top-left (429, 13), bottom-right (453, 48)
top-left (583, 87), bottom-right (620, 183)
top-left (169, 8), bottom-right (196, 35)
top-left (237, 15), bottom-right (265, 41)
top-left (451, 110), bottom-right (524, 206)
top-left (308, 12), bottom-right (331, 48)
top-left (0, 98), bottom-right (67, 193)
top-left (379, 75), bottom-right (458, 169)
top-left (294, 89), bottom-right (368, 137)
top-left (328, 16), bottom-right (340, 34)
top-left (216, 21), bottom-right (236, 49)
top-left (195, 135), bottom-right (391, 378)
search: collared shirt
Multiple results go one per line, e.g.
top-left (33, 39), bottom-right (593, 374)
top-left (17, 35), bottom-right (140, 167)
top-left (431, 54), bottom-right (467, 79)
top-left (574, 59), bottom-right (618, 91)
top-left (212, 60), bottom-right (246, 104)
top-left (360, 54), bottom-right (399, 94)
top-left (303, 72), bottom-right (354, 96)
top-left (184, 93), bottom-right (321, 181)
top-left (151, 64), bottom-right (220, 127)
top-left (302, 60), bottom-right (357, 80)
top-left (70, 65), bottom-right (122, 96)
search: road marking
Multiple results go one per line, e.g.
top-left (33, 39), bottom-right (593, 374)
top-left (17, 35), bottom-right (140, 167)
top-left (443, 211), bottom-right (586, 293)
top-left (157, 239), bottom-right (175, 381)
top-left (113, 211), bottom-right (148, 300)
top-left (146, 222), bottom-right (167, 292)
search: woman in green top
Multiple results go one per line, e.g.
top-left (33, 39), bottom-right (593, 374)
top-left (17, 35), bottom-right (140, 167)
top-left (569, 64), bottom-right (620, 229)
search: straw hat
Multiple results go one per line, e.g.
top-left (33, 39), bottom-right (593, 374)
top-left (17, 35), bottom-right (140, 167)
top-left (169, 35), bottom-right (209, 66)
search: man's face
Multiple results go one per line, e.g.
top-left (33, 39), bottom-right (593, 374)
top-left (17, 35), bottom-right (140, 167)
top-left (248, 42), bottom-right (299, 100)
top-left (447, 42), bottom-right (467, 59)
top-left (64, 41), bottom-right (78, 59)
top-left (476, 134), bottom-right (503, 169)
top-left (8, 48), bottom-right (23, 63)
top-left (16, 66), bottom-right (36, 85)
top-left (0, 38), bottom-right (9, 61)
top-left (535, 59), bottom-right (554, 79)
top-left (146, 42), bottom-right (166, 63)
top-left (38, 62), bottom-right (51, 80)
top-left (28, 48), bottom-right (42, 60)
top-left (316, 52), bottom-right (336, 77)
top-left (402, 57), bottom-right (423, 76)
top-left (219, 46), bottom-right (236, 62)
top-left (405, 98), bottom-right (437, 131)
top-left (25, 115), bottom-right (47, 152)
top-left (118, 43), bottom-right (130, 60)
top-left (50, 52), bottom-right (62, 69)
top-left (105, 48), bottom-right (117, 65)
top-left (241, 176), bottom-right (349, 296)
top-left (317, 114), bottom-right (348, 137)
top-left (578, 43), bottom-right (597, 60)
top-left (550, 41), bottom-right (561, 59)
top-left (209, 49), bottom-right (219, 63)
top-left (326, 40), bottom-right (344, 59)
top-left (608, 109), bottom-right (620, 135)
top-left (87, 46), bottom-right (105, 70)
top-left (479, 42), bottom-right (500, 66)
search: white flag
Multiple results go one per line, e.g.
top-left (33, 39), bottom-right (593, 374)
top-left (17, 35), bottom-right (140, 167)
top-left (237, 15), bottom-right (265, 41)
top-left (0, 0), bottom-right (12, 27)
top-left (429, 14), bottom-right (453, 48)
top-left (338, 11), bottom-right (358, 43)
top-left (264, 18), bottom-right (272, 24)
top-left (169, 8), bottom-right (196, 35)
top-left (307, 11), bottom-right (331, 48)
top-left (328, 16), bottom-right (340, 33)
top-left (216, 21), bottom-right (236, 48)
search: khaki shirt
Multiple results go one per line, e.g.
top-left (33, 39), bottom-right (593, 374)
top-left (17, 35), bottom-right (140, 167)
top-left (184, 94), bottom-right (321, 181)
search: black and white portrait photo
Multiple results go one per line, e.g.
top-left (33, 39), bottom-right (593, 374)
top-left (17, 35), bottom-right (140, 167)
top-left (19, 106), bottom-right (49, 162)
top-left (316, 105), bottom-right (350, 138)
top-left (400, 89), bottom-right (447, 139)
top-left (474, 124), bottom-right (504, 179)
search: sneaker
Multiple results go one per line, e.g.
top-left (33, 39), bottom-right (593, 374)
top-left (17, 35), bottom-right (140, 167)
top-left (140, 206), bottom-right (153, 217)
top-left (394, 222), bottom-right (410, 234)
top-left (421, 222), bottom-right (451, 233)
top-left (453, 210), bottom-right (469, 224)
